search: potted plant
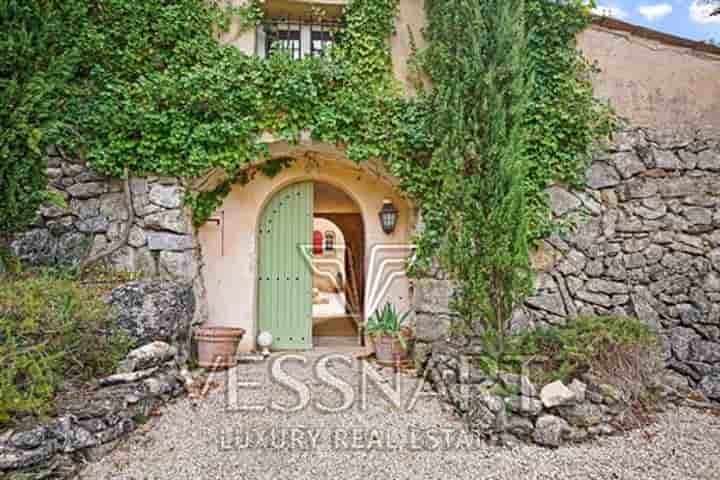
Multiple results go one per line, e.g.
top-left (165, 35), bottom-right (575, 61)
top-left (366, 303), bottom-right (413, 365)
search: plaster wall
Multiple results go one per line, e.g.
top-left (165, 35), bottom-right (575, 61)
top-left (198, 154), bottom-right (415, 351)
top-left (578, 26), bottom-right (720, 130)
top-left (219, 0), bottom-right (256, 55)
top-left (389, 0), bottom-right (427, 94)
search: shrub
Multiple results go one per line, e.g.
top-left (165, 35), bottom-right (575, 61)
top-left (0, 270), bottom-right (132, 425)
top-left (478, 315), bottom-right (660, 393)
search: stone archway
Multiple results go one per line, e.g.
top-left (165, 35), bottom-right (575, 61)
top-left (197, 147), bottom-right (416, 352)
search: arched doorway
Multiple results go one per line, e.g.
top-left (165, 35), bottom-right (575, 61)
top-left (198, 153), bottom-right (414, 353)
top-left (256, 180), bottom-right (365, 350)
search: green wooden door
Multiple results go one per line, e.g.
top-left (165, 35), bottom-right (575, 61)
top-left (257, 182), bottom-right (313, 350)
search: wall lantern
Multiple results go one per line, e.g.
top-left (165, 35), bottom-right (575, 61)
top-left (379, 199), bottom-right (399, 235)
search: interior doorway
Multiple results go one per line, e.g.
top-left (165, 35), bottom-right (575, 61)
top-left (312, 182), bottom-right (365, 347)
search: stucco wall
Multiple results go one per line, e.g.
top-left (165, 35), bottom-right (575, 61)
top-left (578, 25), bottom-right (720, 130)
top-left (198, 151), bottom-right (415, 351)
top-left (389, 0), bottom-right (427, 94)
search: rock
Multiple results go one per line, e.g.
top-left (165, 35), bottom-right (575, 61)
top-left (128, 225), bottom-right (147, 248)
top-left (612, 152), bottom-right (645, 179)
top-left (534, 273), bottom-right (557, 291)
top-left (74, 216), bottom-right (110, 233)
top-left (413, 279), bottom-right (454, 314)
top-left (546, 187), bottom-right (581, 216)
top-left (555, 402), bottom-right (603, 427)
top-left (497, 372), bottom-right (534, 396)
top-left (415, 313), bottom-right (451, 342)
top-left (99, 367), bottom-right (159, 386)
top-left (47, 217), bottom-right (74, 236)
top-left (697, 150), bottom-right (720, 170)
top-left (659, 177), bottom-right (696, 198)
top-left (147, 232), bottom-right (195, 251)
top-left (143, 374), bottom-right (179, 397)
top-left (688, 340), bottom-right (720, 364)
top-left (586, 162), bottom-right (620, 189)
top-left (148, 185), bottom-right (184, 209)
top-left (623, 179), bottom-right (658, 199)
top-left (466, 403), bottom-right (496, 432)
top-left (506, 416), bottom-right (534, 437)
top-left (540, 380), bottom-right (576, 408)
top-left (596, 383), bottom-right (624, 404)
top-left (107, 281), bottom-right (195, 348)
top-left (412, 341), bottom-right (432, 370)
top-left (144, 210), bottom-right (190, 234)
top-left (67, 182), bottom-right (107, 199)
top-left (117, 341), bottom-right (177, 373)
top-left (159, 251), bottom-right (197, 280)
top-left (624, 252), bottom-right (646, 269)
top-left (526, 293), bottom-right (566, 317)
top-left (11, 427), bottom-right (48, 450)
top-left (653, 149), bottom-right (682, 170)
top-left (683, 207), bottom-right (712, 225)
top-left (99, 193), bottom-right (129, 221)
top-left (505, 396), bottom-right (543, 417)
top-left (575, 290), bottom-right (613, 308)
top-left (646, 129), bottom-right (693, 149)
top-left (704, 273), bottom-right (720, 292)
top-left (585, 259), bottom-right (604, 277)
top-left (568, 380), bottom-right (587, 403)
top-left (678, 150), bottom-right (699, 169)
top-left (669, 327), bottom-right (701, 361)
top-left (39, 202), bottom-right (66, 219)
top-left (76, 170), bottom-right (106, 183)
top-left (532, 415), bottom-right (570, 448)
top-left (645, 245), bottom-right (664, 264)
top-left (631, 287), bottom-right (661, 330)
top-left (130, 177), bottom-right (148, 196)
top-left (698, 374), bottom-right (720, 400)
top-left (11, 229), bottom-right (55, 265)
top-left (0, 444), bottom-right (55, 470)
top-left (586, 279), bottom-right (629, 295)
top-left (530, 241), bottom-right (560, 272)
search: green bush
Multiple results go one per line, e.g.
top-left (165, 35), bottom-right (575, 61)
top-left (478, 315), bottom-right (659, 388)
top-left (0, 270), bottom-right (132, 425)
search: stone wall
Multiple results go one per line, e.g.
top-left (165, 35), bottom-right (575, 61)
top-left (0, 342), bottom-right (186, 477)
top-left (11, 148), bottom-right (199, 283)
top-left (414, 127), bottom-right (720, 403)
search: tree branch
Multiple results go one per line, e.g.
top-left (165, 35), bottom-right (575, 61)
top-left (78, 166), bottom-right (135, 277)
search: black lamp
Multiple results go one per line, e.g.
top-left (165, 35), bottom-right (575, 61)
top-left (379, 199), bottom-right (399, 234)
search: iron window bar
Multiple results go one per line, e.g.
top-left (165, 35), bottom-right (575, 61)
top-left (262, 17), bottom-right (341, 59)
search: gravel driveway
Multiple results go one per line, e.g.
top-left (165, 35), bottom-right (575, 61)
top-left (80, 351), bottom-right (720, 480)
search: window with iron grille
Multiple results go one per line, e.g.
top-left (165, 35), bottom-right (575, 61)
top-left (311, 27), bottom-right (334, 57)
top-left (257, 18), bottom-right (339, 59)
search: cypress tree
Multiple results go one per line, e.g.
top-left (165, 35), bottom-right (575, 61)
top-left (423, 0), bottom-right (532, 351)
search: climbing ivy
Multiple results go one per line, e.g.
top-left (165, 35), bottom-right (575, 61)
top-left (4, 0), bottom-right (612, 334)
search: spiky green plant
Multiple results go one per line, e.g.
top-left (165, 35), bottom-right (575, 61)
top-left (366, 303), bottom-right (411, 349)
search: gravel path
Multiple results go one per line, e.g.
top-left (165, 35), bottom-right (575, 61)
top-left (80, 352), bottom-right (720, 480)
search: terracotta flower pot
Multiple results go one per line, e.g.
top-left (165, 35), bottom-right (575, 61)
top-left (195, 327), bottom-right (246, 368)
top-left (373, 333), bottom-right (411, 366)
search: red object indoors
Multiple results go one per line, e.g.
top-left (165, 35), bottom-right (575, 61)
top-left (313, 230), bottom-right (323, 255)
